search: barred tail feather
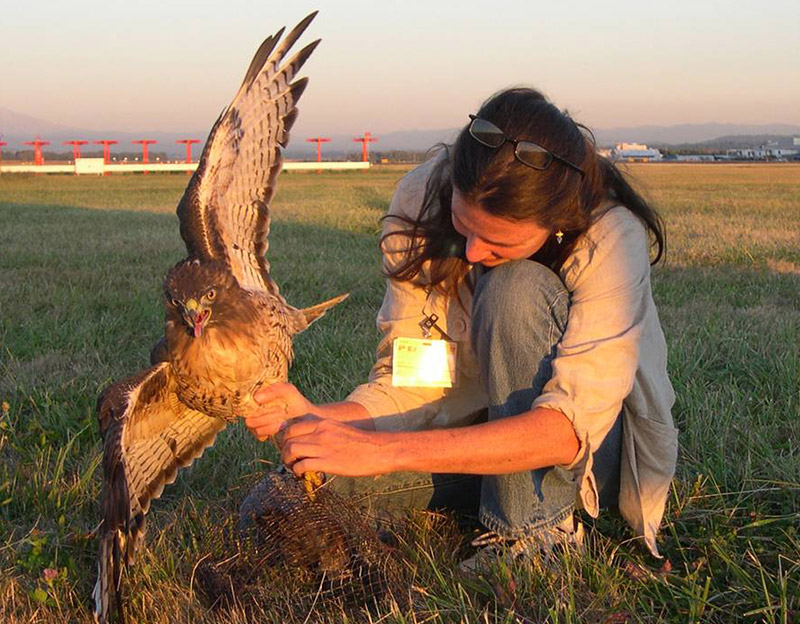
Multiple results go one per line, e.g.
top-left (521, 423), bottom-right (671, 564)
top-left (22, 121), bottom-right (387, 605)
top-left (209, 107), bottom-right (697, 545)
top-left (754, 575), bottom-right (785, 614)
top-left (92, 533), bottom-right (113, 624)
top-left (93, 530), bottom-right (128, 624)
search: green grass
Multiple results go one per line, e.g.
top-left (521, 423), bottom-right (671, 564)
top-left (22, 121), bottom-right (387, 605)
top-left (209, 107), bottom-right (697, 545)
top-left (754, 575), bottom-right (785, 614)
top-left (1, 164), bottom-right (798, 622)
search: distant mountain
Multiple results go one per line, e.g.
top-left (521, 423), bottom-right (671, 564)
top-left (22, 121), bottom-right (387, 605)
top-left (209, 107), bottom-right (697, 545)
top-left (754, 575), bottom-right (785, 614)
top-left (645, 135), bottom-right (800, 154)
top-left (2, 106), bottom-right (799, 157)
top-left (288, 124), bottom-right (800, 155)
top-left (283, 128), bottom-right (460, 159)
top-left (591, 123), bottom-right (800, 147)
top-left (0, 106), bottom-right (208, 158)
top-left (0, 106), bottom-right (79, 136)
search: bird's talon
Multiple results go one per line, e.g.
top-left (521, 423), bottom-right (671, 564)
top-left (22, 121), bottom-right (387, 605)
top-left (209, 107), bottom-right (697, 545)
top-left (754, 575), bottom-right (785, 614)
top-left (302, 470), bottom-right (325, 499)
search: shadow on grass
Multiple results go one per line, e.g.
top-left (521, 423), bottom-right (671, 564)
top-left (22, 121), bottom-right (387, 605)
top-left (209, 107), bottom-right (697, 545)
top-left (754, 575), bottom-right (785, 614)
top-left (653, 263), bottom-right (800, 311)
top-left (351, 185), bottom-right (391, 214)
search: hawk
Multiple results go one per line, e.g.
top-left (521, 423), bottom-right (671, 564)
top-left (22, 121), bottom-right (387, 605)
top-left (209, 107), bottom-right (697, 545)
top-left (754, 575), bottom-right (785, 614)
top-left (92, 12), bottom-right (344, 623)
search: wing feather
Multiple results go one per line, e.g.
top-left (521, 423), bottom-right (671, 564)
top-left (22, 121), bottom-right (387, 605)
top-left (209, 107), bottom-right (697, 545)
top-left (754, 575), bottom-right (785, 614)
top-left (92, 363), bottom-right (226, 623)
top-left (176, 12), bottom-right (319, 294)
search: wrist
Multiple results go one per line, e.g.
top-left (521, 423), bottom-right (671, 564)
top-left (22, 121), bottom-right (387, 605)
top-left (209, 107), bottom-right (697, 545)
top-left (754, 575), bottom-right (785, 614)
top-left (307, 401), bottom-right (324, 418)
top-left (316, 401), bottom-right (375, 430)
top-left (374, 430), bottom-right (405, 474)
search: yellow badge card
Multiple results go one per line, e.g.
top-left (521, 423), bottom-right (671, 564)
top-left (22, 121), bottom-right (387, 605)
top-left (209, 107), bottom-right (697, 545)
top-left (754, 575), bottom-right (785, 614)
top-left (392, 337), bottom-right (458, 388)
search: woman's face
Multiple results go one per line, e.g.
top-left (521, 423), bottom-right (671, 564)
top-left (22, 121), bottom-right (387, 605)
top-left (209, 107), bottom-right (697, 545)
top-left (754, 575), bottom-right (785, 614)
top-left (451, 189), bottom-right (552, 267)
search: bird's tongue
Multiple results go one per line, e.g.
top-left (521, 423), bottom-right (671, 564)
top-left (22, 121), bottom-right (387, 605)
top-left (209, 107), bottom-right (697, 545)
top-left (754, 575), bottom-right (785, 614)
top-left (193, 311), bottom-right (206, 338)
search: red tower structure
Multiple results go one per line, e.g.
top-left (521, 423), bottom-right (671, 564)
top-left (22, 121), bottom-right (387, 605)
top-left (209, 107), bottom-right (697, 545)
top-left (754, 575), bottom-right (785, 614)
top-left (133, 139), bottom-right (157, 174)
top-left (353, 132), bottom-right (377, 163)
top-left (305, 136), bottom-right (331, 163)
top-left (63, 140), bottom-right (89, 161)
top-left (176, 139), bottom-right (200, 163)
top-left (23, 139), bottom-right (51, 165)
top-left (94, 140), bottom-right (118, 164)
top-left (94, 140), bottom-right (118, 175)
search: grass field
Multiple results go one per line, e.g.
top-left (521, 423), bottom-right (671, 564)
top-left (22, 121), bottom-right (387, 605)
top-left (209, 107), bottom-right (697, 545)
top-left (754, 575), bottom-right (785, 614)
top-left (1, 164), bottom-right (798, 623)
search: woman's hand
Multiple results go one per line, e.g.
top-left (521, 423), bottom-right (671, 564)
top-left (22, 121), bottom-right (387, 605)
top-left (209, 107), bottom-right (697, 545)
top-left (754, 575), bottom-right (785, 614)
top-left (244, 382), bottom-right (316, 441)
top-left (281, 415), bottom-right (394, 477)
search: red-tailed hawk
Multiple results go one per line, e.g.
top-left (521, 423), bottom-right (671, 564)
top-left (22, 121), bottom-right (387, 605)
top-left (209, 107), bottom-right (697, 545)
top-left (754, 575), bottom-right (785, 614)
top-left (92, 13), bottom-right (344, 623)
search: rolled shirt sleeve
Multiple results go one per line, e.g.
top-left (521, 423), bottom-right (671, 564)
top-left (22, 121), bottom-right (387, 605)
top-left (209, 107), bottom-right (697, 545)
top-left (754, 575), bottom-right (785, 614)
top-left (533, 208), bottom-right (652, 509)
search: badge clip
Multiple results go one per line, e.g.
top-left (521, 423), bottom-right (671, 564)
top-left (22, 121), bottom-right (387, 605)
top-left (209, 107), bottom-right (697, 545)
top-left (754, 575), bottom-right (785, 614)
top-left (419, 313), bottom-right (454, 342)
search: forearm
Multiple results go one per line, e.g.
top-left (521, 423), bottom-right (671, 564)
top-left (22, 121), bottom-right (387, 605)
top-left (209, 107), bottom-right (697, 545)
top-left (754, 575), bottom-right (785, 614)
top-left (247, 383), bottom-right (375, 440)
top-left (381, 407), bottom-right (579, 474)
top-left (314, 401), bottom-right (375, 431)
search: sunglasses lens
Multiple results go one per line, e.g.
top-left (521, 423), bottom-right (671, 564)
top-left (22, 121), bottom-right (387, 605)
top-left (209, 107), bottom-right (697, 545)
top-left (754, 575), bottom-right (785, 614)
top-left (469, 118), bottom-right (506, 148)
top-left (515, 142), bottom-right (553, 170)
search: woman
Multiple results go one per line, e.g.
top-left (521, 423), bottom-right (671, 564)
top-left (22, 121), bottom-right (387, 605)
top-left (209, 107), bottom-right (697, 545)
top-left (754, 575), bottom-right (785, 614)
top-left (244, 88), bottom-right (678, 563)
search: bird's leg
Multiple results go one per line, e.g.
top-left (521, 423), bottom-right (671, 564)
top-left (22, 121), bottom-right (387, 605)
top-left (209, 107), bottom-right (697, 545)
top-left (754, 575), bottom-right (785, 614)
top-left (268, 422), bottom-right (325, 498)
top-left (302, 471), bottom-right (325, 500)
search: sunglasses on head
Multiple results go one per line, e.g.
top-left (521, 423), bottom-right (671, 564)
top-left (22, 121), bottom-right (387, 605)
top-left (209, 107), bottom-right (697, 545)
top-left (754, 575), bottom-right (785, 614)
top-left (468, 114), bottom-right (585, 176)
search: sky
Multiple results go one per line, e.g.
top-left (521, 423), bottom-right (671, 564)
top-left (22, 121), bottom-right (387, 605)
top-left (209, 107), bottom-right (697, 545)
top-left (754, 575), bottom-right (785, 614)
top-left (2, 0), bottom-right (799, 137)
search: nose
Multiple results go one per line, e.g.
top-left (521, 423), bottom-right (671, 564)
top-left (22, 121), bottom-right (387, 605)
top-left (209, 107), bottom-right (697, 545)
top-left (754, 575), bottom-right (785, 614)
top-left (465, 235), bottom-right (491, 264)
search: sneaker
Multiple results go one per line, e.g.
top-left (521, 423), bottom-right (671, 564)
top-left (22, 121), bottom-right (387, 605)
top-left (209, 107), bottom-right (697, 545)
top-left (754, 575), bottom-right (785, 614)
top-left (458, 515), bottom-right (584, 576)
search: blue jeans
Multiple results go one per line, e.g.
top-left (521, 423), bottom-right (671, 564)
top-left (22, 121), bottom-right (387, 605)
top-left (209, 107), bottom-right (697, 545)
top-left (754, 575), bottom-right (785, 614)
top-left (323, 262), bottom-right (618, 537)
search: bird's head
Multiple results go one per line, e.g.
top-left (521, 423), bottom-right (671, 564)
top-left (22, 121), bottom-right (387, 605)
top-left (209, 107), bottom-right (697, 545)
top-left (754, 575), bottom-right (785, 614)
top-left (163, 259), bottom-right (237, 338)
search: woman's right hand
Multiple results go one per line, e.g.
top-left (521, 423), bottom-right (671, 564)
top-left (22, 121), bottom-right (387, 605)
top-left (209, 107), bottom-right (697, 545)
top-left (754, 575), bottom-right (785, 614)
top-left (244, 382), bottom-right (317, 441)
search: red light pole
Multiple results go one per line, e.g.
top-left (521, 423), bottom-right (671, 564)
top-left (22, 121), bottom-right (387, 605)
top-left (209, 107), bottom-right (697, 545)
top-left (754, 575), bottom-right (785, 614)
top-left (94, 140), bottom-right (118, 176)
top-left (133, 139), bottom-right (157, 174)
top-left (94, 140), bottom-right (118, 164)
top-left (305, 136), bottom-right (331, 163)
top-left (63, 140), bottom-right (89, 161)
top-left (176, 139), bottom-right (200, 163)
top-left (353, 132), bottom-right (377, 163)
top-left (23, 138), bottom-right (50, 165)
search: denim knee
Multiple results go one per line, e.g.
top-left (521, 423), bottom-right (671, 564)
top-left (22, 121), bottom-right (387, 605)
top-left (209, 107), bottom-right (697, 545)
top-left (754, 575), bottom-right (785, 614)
top-left (471, 260), bottom-right (568, 344)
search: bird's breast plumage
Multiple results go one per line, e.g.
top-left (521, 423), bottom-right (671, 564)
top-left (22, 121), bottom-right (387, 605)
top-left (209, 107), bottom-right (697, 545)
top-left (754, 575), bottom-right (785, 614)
top-left (166, 301), bottom-right (294, 421)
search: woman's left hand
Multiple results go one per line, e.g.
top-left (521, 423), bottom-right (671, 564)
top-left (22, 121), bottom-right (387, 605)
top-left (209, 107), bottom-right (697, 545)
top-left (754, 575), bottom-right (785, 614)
top-left (281, 415), bottom-right (394, 477)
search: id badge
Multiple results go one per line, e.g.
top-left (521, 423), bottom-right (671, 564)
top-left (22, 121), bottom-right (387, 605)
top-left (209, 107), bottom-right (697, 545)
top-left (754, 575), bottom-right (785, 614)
top-left (391, 337), bottom-right (458, 388)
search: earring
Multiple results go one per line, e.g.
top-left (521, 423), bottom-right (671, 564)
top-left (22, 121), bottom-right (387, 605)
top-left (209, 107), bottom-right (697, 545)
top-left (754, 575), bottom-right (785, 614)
top-left (555, 230), bottom-right (564, 245)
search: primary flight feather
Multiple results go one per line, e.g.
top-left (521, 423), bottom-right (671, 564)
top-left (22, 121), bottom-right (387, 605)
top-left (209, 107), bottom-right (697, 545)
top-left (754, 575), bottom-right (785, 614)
top-left (92, 12), bottom-right (345, 623)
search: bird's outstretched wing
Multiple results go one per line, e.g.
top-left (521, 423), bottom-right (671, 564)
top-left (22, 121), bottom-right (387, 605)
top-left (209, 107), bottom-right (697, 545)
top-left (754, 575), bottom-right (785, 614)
top-left (93, 363), bottom-right (226, 623)
top-left (177, 12), bottom-right (319, 295)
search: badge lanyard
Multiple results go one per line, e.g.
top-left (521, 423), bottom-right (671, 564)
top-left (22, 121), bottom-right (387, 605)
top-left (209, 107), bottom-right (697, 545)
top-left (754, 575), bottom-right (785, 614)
top-left (419, 287), bottom-right (455, 342)
top-left (391, 286), bottom-right (458, 388)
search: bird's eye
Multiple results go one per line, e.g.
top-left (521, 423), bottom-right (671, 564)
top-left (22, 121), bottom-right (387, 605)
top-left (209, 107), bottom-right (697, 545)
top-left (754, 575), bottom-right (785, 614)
top-left (205, 290), bottom-right (216, 301)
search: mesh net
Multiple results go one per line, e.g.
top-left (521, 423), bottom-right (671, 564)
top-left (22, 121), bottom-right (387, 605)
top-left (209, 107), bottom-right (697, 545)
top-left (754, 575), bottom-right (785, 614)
top-left (194, 470), bottom-right (409, 617)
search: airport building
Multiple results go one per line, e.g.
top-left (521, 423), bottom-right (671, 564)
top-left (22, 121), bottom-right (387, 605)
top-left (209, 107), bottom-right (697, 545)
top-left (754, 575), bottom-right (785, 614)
top-left (725, 145), bottom-right (798, 160)
top-left (611, 142), bottom-right (663, 162)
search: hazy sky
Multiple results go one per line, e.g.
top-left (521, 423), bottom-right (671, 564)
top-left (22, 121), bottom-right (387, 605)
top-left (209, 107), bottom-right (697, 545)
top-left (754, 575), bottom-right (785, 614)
top-left (3, 0), bottom-right (799, 136)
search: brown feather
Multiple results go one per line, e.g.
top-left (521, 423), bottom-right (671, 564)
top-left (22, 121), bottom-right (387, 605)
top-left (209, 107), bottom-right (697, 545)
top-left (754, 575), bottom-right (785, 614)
top-left (94, 14), bottom-right (352, 623)
top-left (176, 12), bottom-right (319, 294)
top-left (93, 363), bottom-right (226, 623)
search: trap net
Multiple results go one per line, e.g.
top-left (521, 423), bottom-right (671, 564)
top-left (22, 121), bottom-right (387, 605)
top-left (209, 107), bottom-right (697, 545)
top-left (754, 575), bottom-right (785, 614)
top-left (194, 469), bottom-right (409, 618)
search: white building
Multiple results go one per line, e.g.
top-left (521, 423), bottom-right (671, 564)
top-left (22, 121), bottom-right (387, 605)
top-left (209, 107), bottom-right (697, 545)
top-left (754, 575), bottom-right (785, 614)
top-left (611, 143), bottom-right (663, 162)
top-left (725, 146), bottom-right (798, 160)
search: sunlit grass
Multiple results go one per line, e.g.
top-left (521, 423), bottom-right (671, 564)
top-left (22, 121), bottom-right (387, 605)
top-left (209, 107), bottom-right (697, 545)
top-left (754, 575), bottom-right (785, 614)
top-left (1, 164), bottom-right (798, 622)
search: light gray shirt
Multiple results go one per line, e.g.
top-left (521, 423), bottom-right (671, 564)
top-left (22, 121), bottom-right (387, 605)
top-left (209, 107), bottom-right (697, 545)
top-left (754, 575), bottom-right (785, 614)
top-left (348, 157), bottom-right (678, 556)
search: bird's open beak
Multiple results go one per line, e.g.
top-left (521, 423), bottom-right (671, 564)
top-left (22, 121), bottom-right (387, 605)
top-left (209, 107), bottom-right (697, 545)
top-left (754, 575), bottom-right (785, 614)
top-left (184, 299), bottom-right (211, 338)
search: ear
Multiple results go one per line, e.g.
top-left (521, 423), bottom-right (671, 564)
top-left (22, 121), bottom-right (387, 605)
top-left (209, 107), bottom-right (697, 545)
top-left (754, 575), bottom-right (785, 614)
top-left (290, 292), bottom-right (349, 333)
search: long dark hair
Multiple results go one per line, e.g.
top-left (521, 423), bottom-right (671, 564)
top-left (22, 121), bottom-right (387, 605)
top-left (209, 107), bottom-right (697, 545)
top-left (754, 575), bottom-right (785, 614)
top-left (382, 88), bottom-right (665, 299)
